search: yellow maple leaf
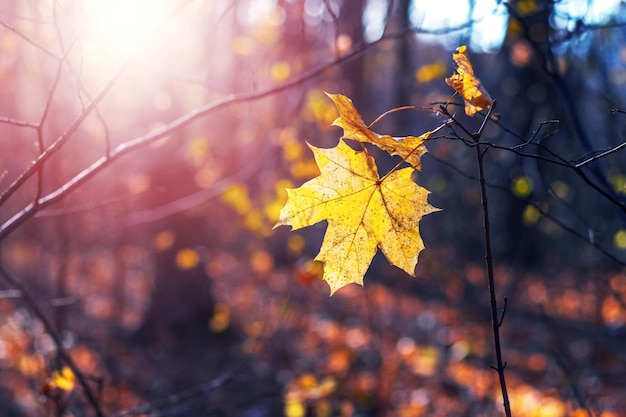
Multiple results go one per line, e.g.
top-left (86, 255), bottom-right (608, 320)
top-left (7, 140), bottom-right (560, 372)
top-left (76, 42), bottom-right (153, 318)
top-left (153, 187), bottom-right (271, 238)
top-left (275, 140), bottom-right (438, 295)
top-left (51, 366), bottom-right (76, 392)
top-left (326, 93), bottom-right (431, 170)
top-left (445, 45), bottom-right (492, 117)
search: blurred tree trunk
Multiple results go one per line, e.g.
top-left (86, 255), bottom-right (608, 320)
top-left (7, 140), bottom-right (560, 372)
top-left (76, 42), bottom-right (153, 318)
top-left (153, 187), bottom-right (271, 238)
top-left (129, 137), bottom-right (220, 345)
top-left (392, 0), bottom-right (415, 133)
top-left (338, 0), bottom-right (366, 104)
top-left (133, 216), bottom-right (218, 345)
top-left (492, 0), bottom-right (557, 265)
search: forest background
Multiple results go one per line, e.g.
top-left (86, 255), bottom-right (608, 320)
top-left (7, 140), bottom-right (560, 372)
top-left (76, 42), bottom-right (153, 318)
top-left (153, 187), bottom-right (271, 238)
top-left (1, 0), bottom-right (626, 416)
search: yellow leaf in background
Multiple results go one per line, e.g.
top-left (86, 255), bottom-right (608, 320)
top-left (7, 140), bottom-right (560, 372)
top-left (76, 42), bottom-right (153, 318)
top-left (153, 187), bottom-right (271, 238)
top-left (51, 366), bottom-right (75, 392)
top-left (282, 140), bottom-right (304, 161)
top-left (445, 45), bottom-right (492, 117)
top-left (304, 90), bottom-right (337, 128)
top-left (327, 93), bottom-right (430, 170)
top-left (264, 198), bottom-right (285, 223)
top-left (243, 210), bottom-right (264, 231)
top-left (275, 140), bottom-right (438, 295)
top-left (284, 395), bottom-right (306, 417)
top-left (290, 159), bottom-right (320, 179)
top-left (221, 183), bottom-right (252, 214)
top-left (415, 60), bottom-right (447, 84)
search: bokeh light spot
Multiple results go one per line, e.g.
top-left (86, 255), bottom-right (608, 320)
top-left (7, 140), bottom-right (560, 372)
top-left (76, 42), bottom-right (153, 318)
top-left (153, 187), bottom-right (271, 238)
top-left (512, 176), bottom-right (533, 198)
top-left (176, 248), bottom-right (200, 270)
top-left (153, 230), bottom-right (175, 251)
top-left (614, 229), bottom-right (626, 250)
top-left (209, 303), bottom-right (230, 333)
top-left (232, 36), bottom-right (253, 55)
top-left (271, 61), bottom-right (291, 81)
top-left (250, 250), bottom-right (274, 275)
top-left (126, 173), bottom-right (151, 195)
top-left (523, 204), bottom-right (540, 225)
top-left (287, 234), bottom-right (306, 254)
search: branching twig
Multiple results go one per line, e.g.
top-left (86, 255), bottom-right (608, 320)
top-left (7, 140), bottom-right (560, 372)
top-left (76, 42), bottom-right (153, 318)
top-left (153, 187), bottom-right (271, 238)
top-left (437, 126), bottom-right (626, 213)
top-left (0, 116), bottom-right (39, 128)
top-left (473, 113), bottom-right (512, 417)
top-left (0, 263), bottom-right (104, 417)
top-left (0, 24), bottom-right (479, 241)
top-left (114, 369), bottom-right (235, 417)
top-left (323, 0), bottom-right (340, 55)
top-left (575, 141), bottom-right (626, 168)
top-left (0, 0), bottom-right (190, 210)
top-left (498, 297), bottom-right (508, 328)
top-left (0, 18), bottom-right (59, 59)
top-left (428, 149), bottom-right (626, 269)
top-left (610, 108), bottom-right (626, 116)
top-left (441, 102), bottom-right (512, 417)
top-left (503, 2), bottom-right (621, 216)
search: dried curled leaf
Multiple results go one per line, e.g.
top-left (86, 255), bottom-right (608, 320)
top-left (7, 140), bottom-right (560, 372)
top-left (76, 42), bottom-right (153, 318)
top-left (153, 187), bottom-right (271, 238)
top-left (327, 93), bottom-right (431, 170)
top-left (275, 140), bottom-right (438, 295)
top-left (445, 45), bottom-right (492, 117)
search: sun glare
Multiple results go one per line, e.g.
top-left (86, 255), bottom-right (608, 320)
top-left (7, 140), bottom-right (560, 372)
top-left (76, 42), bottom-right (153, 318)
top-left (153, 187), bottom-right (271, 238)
top-left (83, 0), bottom-right (172, 58)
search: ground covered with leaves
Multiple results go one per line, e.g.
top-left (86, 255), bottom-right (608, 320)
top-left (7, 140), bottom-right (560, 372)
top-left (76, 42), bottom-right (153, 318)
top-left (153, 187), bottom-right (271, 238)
top-left (1, 227), bottom-right (625, 417)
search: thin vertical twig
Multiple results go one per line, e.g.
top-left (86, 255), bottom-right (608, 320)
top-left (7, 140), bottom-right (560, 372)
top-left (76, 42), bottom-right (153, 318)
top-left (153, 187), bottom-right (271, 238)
top-left (473, 102), bottom-right (512, 417)
top-left (322, 0), bottom-right (340, 55)
top-left (440, 102), bottom-right (512, 416)
top-left (475, 143), bottom-right (512, 417)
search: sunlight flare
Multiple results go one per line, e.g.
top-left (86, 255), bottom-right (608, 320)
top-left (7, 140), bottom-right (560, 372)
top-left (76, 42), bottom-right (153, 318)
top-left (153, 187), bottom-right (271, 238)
top-left (83, 0), bottom-right (171, 58)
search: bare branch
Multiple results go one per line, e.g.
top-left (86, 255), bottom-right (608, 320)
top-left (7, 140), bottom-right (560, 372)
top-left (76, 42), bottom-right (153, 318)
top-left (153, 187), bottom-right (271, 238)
top-left (426, 151), bottom-right (626, 268)
top-left (441, 130), bottom-right (626, 213)
top-left (575, 141), bottom-right (626, 168)
top-left (0, 289), bottom-right (22, 299)
top-left (0, 60), bottom-right (129, 208)
top-left (0, 263), bottom-right (105, 417)
top-left (0, 0), bottom-right (191, 210)
top-left (0, 116), bottom-right (39, 129)
top-left (611, 108), bottom-right (626, 116)
top-left (497, 297), bottom-right (508, 328)
top-left (323, 0), bottom-right (340, 54)
top-left (473, 124), bottom-right (512, 417)
top-left (114, 369), bottom-right (236, 417)
top-left (503, 1), bottom-right (619, 205)
top-left (0, 18), bottom-right (59, 59)
top-left (0, 26), bottom-right (450, 240)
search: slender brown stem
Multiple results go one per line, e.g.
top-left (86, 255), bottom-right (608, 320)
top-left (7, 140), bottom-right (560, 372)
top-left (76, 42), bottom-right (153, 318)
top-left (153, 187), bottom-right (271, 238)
top-left (475, 144), bottom-right (512, 417)
top-left (438, 101), bottom-right (512, 415)
top-left (471, 101), bottom-right (511, 417)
